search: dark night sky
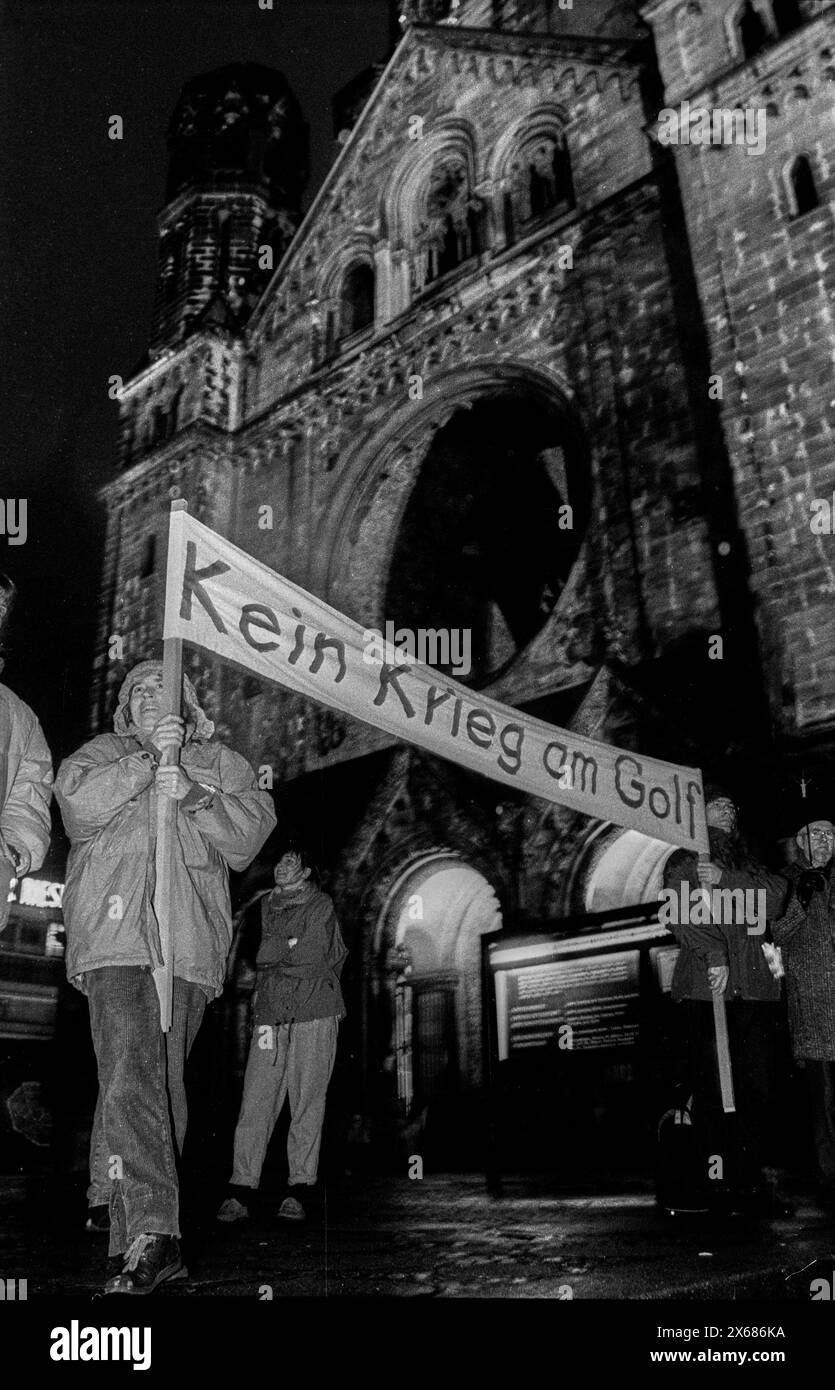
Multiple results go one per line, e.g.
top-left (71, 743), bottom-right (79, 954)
top-left (0, 0), bottom-right (392, 757)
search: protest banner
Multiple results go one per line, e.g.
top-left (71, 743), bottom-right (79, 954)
top-left (162, 507), bottom-right (710, 854)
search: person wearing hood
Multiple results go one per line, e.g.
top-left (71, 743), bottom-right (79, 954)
top-left (662, 786), bottom-right (791, 1216)
top-left (55, 658), bottom-right (276, 1294)
top-left (0, 573), bottom-right (54, 932)
top-left (217, 846), bottom-right (347, 1224)
top-left (772, 810), bottom-right (835, 1207)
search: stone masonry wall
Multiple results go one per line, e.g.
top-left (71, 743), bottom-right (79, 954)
top-left (644, 2), bottom-right (835, 737)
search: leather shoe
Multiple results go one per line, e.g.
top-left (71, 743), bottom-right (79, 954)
top-left (104, 1233), bottom-right (186, 1294)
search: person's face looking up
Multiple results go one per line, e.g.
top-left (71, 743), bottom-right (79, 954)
top-left (798, 821), bottom-right (835, 869)
top-left (273, 852), bottom-right (310, 889)
top-left (128, 672), bottom-right (164, 734)
top-left (706, 797), bottom-right (737, 836)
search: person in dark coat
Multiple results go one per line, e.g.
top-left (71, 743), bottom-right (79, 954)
top-left (772, 813), bottom-right (835, 1206)
top-left (663, 787), bottom-right (791, 1215)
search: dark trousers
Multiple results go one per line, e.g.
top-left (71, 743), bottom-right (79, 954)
top-left (805, 1060), bottom-right (835, 1186)
top-left (684, 999), bottom-right (780, 1195)
top-left (85, 966), bottom-right (207, 1256)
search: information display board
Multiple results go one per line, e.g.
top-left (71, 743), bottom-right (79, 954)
top-left (496, 950), bottom-right (641, 1058)
top-left (483, 907), bottom-right (685, 1183)
top-left (489, 912), bottom-right (672, 1062)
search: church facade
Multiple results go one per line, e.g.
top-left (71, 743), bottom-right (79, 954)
top-left (90, 0), bottom-right (835, 1159)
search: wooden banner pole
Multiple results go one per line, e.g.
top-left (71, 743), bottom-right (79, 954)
top-left (699, 852), bottom-right (735, 1114)
top-left (152, 499), bottom-right (187, 1032)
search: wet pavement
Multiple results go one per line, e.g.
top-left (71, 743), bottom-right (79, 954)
top-left (2, 1170), bottom-right (834, 1300)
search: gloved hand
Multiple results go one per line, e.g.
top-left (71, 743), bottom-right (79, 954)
top-left (797, 869), bottom-right (827, 912)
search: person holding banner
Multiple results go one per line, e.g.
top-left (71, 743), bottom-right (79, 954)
top-left (55, 659), bottom-right (276, 1294)
top-left (216, 845), bottom-right (346, 1225)
top-left (662, 787), bottom-right (792, 1217)
top-left (772, 811), bottom-right (835, 1209)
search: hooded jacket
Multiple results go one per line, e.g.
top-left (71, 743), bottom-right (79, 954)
top-left (55, 668), bottom-right (276, 998)
top-left (0, 682), bottom-right (54, 931)
top-left (252, 882), bottom-right (347, 1025)
top-left (663, 827), bottom-right (788, 1003)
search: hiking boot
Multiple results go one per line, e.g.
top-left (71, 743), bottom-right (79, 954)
top-left (217, 1196), bottom-right (250, 1223)
top-left (277, 1194), bottom-right (307, 1223)
top-left (86, 1204), bottom-right (110, 1233)
top-left (103, 1234), bottom-right (186, 1294)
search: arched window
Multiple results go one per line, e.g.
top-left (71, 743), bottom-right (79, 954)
top-left (787, 154), bottom-right (820, 216)
top-left (161, 229), bottom-right (183, 306)
top-left (736, 1), bottom-right (769, 59)
top-left (139, 536), bottom-right (156, 580)
top-left (211, 92), bottom-right (249, 170)
top-left (384, 395), bottom-right (590, 686)
top-left (415, 157), bottom-right (481, 292)
top-left (166, 385), bottom-right (184, 437)
top-left (773, 0), bottom-right (803, 37)
top-left (339, 262), bottom-right (375, 338)
top-left (504, 130), bottom-right (573, 248)
top-left (216, 212), bottom-right (232, 289)
top-left (323, 305), bottom-right (337, 361)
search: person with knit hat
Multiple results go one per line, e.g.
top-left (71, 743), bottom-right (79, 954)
top-left (216, 844), bottom-right (347, 1224)
top-left (772, 799), bottom-right (835, 1207)
top-left (55, 659), bottom-right (276, 1293)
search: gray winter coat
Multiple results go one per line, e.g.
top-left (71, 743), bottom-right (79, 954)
top-left (56, 730), bottom-right (276, 998)
top-left (772, 864), bottom-right (835, 1061)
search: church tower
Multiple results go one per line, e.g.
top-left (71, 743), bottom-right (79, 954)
top-left (641, 0), bottom-right (835, 769)
top-left (91, 64), bottom-right (308, 732)
top-left (150, 62), bottom-right (309, 354)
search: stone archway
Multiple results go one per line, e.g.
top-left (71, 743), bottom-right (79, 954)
top-left (384, 393), bottom-right (589, 685)
top-left (373, 853), bottom-right (502, 1117)
top-left (315, 361), bottom-right (589, 635)
top-left (582, 826), bottom-right (677, 913)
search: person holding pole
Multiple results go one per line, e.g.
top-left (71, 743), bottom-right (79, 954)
top-left (662, 787), bottom-right (792, 1216)
top-left (55, 658), bottom-right (275, 1294)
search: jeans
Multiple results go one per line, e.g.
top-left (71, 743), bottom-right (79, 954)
top-left (230, 1016), bottom-right (338, 1189)
top-left (85, 966), bottom-right (207, 1256)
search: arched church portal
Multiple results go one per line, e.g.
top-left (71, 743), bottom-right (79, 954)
top-left (374, 856), bottom-right (502, 1117)
top-left (583, 828), bottom-right (677, 914)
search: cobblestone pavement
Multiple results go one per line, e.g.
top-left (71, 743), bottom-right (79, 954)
top-left (1, 1172), bottom-right (833, 1299)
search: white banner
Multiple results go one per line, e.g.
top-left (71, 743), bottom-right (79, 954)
top-left (163, 509), bottom-right (709, 853)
